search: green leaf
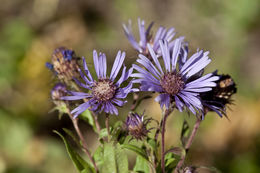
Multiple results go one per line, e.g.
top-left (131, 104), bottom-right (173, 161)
top-left (164, 152), bottom-right (178, 173)
top-left (80, 109), bottom-right (97, 133)
top-left (99, 128), bottom-right (108, 139)
top-left (115, 143), bottom-right (129, 173)
top-left (121, 144), bottom-right (148, 161)
top-left (101, 143), bottom-right (128, 173)
top-left (62, 128), bottom-right (81, 147)
top-left (53, 130), bottom-right (94, 173)
top-left (93, 146), bottom-right (104, 167)
top-left (181, 120), bottom-right (190, 147)
top-left (147, 138), bottom-right (157, 151)
top-left (133, 155), bottom-right (150, 173)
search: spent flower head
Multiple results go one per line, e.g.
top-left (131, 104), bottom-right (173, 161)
top-left (62, 50), bottom-right (136, 118)
top-left (200, 73), bottom-right (237, 117)
top-left (123, 18), bottom-right (179, 57)
top-left (125, 112), bottom-right (152, 140)
top-left (46, 47), bottom-right (80, 83)
top-left (132, 39), bottom-right (219, 116)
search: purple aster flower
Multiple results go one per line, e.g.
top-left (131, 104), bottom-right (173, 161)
top-left (200, 73), bottom-right (237, 117)
top-left (132, 39), bottom-right (219, 115)
top-left (46, 47), bottom-right (80, 82)
top-left (125, 112), bottom-right (152, 140)
top-left (123, 18), bottom-right (178, 56)
top-left (61, 50), bottom-right (135, 118)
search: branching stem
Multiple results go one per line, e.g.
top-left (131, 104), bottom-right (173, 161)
top-left (174, 118), bottom-right (202, 172)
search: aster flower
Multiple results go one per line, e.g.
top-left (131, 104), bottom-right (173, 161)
top-left (200, 73), bottom-right (237, 117)
top-left (123, 18), bottom-right (178, 56)
top-left (125, 112), bottom-right (152, 140)
top-left (61, 50), bottom-right (135, 118)
top-left (46, 47), bottom-right (80, 82)
top-left (132, 39), bottom-right (219, 115)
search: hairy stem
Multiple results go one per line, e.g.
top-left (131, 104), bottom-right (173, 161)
top-left (174, 118), bottom-right (202, 172)
top-left (161, 109), bottom-right (172, 173)
top-left (67, 108), bottom-right (98, 172)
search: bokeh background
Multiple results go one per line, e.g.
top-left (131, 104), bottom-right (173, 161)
top-left (0, 0), bottom-right (260, 172)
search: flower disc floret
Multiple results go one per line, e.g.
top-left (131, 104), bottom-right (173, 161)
top-left (160, 72), bottom-right (184, 95)
top-left (92, 79), bottom-right (116, 102)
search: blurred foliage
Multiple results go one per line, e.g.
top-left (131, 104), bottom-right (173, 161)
top-left (0, 0), bottom-right (260, 172)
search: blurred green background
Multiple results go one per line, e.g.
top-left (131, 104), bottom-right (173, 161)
top-left (0, 0), bottom-right (260, 172)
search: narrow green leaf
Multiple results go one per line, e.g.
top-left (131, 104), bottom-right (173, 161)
top-left (121, 144), bottom-right (148, 161)
top-left (80, 109), bottom-right (97, 133)
top-left (133, 155), bottom-right (150, 173)
top-left (62, 128), bottom-right (80, 147)
top-left (53, 130), bottom-right (94, 173)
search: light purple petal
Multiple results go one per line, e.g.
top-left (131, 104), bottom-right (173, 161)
top-left (71, 101), bottom-right (91, 118)
top-left (93, 50), bottom-right (100, 78)
top-left (159, 40), bottom-right (171, 71)
top-left (155, 93), bottom-right (170, 109)
top-left (110, 51), bottom-right (125, 80)
top-left (171, 38), bottom-right (182, 70)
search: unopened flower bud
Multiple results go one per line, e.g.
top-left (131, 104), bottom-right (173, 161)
top-left (125, 112), bottom-right (151, 140)
top-left (51, 83), bottom-right (67, 106)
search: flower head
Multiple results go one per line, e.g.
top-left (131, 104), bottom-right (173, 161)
top-left (51, 83), bottom-right (67, 106)
top-left (62, 50), bottom-right (135, 118)
top-left (132, 39), bottom-right (219, 116)
top-left (125, 112), bottom-right (151, 140)
top-left (123, 18), bottom-right (178, 56)
top-left (200, 73), bottom-right (237, 117)
top-left (46, 47), bottom-right (80, 82)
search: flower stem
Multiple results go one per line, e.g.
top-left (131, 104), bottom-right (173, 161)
top-left (161, 109), bottom-right (172, 173)
top-left (174, 118), bottom-right (202, 172)
top-left (67, 108), bottom-right (98, 172)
